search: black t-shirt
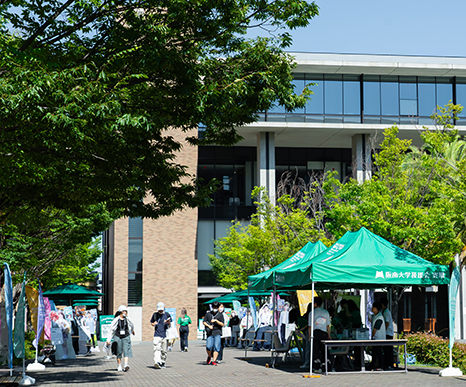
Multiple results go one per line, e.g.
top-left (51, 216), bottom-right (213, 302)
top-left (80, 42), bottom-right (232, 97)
top-left (203, 311), bottom-right (224, 337)
top-left (116, 317), bottom-right (130, 338)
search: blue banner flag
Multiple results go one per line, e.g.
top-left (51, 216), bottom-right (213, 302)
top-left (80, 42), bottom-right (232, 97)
top-left (14, 273), bottom-right (26, 358)
top-left (248, 296), bottom-right (257, 330)
top-left (33, 282), bottom-right (46, 348)
top-left (449, 266), bottom-right (461, 350)
top-left (3, 263), bottom-right (13, 369)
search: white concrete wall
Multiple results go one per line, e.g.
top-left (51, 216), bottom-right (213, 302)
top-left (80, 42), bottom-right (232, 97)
top-left (128, 306), bottom-right (143, 341)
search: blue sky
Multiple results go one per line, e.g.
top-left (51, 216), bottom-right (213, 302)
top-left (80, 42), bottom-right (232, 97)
top-left (280, 0), bottom-right (466, 57)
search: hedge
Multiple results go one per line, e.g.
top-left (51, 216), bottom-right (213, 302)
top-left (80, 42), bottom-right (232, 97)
top-left (406, 332), bottom-right (466, 373)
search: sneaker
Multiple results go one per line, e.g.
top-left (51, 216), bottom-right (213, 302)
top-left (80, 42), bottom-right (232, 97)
top-left (300, 364), bottom-right (310, 369)
top-left (184, 348), bottom-right (188, 352)
top-left (211, 361), bottom-right (218, 366)
top-left (160, 363), bottom-right (166, 368)
top-left (124, 364), bottom-right (130, 372)
top-left (206, 356), bottom-right (211, 365)
top-left (154, 363), bottom-right (161, 369)
top-left (117, 365), bottom-right (123, 372)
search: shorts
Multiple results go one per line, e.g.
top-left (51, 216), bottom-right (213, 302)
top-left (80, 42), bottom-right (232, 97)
top-left (113, 335), bottom-right (133, 359)
top-left (206, 334), bottom-right (221, 353)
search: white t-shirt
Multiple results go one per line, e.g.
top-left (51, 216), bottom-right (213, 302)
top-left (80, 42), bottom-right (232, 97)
top-left (310, 307), bottom-right (330, 333)
top-left (383, 308), bottom-right (394, 336)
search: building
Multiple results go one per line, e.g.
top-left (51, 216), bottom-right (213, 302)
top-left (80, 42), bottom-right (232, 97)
top-left (102, 53), bottom-right (466, 341)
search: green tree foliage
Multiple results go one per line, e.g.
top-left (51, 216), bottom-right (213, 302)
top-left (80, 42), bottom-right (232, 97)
top-left (209, 187), bottom-right (331, 290)
top-left (0, 204), bottom-right (115, 283)
top-left (324, 125), bottom-right (462, 265)
top-left (0, 0), bottom-right (318, 281)
top-left (0, 0), bottom-right (319, 220)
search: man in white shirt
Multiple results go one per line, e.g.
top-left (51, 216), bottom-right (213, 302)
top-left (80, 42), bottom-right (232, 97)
top-left (308, 297), bottom-right (331, 372)
top-left (380, 297), bottom-right (394, 370)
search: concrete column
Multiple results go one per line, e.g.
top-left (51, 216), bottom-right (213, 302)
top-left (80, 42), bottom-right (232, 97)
top-left (257, 132), bottom-right (276, 205)
top-left (352, 134), bottom-right (372, 183)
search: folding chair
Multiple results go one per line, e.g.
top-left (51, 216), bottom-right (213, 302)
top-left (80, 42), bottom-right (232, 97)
top-left (271, 334), bottom-right (293, 367)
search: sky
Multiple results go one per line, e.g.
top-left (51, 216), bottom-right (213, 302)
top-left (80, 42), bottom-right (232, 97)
top-left (278, 0), bottom-right (466, 57)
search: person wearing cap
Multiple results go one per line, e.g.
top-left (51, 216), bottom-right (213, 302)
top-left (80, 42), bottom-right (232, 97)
top-left (150, 302), bottom-right (172, 369)
top-left (107, 305), bottom-right (135, 372)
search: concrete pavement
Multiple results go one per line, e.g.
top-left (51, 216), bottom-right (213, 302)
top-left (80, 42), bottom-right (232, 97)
top-left (5, 340), bottom-right (466, 386)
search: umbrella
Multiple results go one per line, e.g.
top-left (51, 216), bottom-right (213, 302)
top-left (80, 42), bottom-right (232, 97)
top-left (43, 283), bottom-right (103, 306)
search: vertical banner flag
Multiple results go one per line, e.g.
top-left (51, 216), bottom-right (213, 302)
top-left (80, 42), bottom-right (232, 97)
top-left (33, 283), bottom-right (45, 348)
top-left (44, 297), bottom-right (52, 341)
top-left (14, 273), bottom-right (26, 359)
top-left (25, 285), bottom-right (39, 333)
top-left (248, 296), bottom-right (257, 330)
top-left (3, 263), bottom-right (13, 370)
top-left (297, 290), bottom-right (318, 315)
top-left (449, 265), bottom-right (461, 349)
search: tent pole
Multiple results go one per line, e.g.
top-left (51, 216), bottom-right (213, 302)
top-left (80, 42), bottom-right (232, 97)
top-left (245, 286), bottom-right (250, 358)
top-left (272, 284), bottom-right (276, 366)
top-left (309, 282), bottom-right (315, 376)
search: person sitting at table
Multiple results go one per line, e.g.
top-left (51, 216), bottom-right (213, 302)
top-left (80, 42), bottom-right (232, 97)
top-left (368, 301), bottom-right (386, 371)
top-left (253, 304), bottom-right (272, 351)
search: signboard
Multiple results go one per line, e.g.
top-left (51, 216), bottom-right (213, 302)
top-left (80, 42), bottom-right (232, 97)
top-left (99, 315), bottom-right (114, 342)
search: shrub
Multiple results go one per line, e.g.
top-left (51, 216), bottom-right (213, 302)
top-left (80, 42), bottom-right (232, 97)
top-left (406, 332), bottom-right (466, 373)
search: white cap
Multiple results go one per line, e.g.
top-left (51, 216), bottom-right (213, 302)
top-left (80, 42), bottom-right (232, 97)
top-left (157, 302), bottom-right (165, 311)
top-left (118, 305), bottom-right (128, 312)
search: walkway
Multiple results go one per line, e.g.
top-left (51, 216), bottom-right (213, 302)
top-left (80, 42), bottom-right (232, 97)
top-left (5, 340), bottom-right (466, 387)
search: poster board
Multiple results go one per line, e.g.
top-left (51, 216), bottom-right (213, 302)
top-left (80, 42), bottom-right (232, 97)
top-left (99, 315), bottom-right (114, 342)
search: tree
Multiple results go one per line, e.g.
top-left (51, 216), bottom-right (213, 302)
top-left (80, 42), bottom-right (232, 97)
top-left (324, 125), bottom-right (462, 265)
top-left (0, 0), bottom-right (319, 221)
top-left (0, 203), bottom-right (116, 283)
top-left (209, 187), bottom-right (331, 290)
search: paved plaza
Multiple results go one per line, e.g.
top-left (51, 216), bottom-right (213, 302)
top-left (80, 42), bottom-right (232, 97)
top-left (4, 340), bottom-right (466, 387)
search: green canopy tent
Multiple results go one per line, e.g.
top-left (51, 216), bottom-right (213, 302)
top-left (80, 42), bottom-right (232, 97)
top-left (203, 289), bottom-right (289, 304)
top-left (254, 227), bottom-right (449, 291)
top-left (248, 240), bottom-right (328, 291)
top-left (43, 283), bottom-right (103, 306)
top-left (247, 227), bottom-right (451, 376)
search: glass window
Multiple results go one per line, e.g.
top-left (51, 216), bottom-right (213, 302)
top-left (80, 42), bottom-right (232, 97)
top-left (456, 83), bottom-right (466, 118)
top-left (291, 76), bottom-right (305, 114)
top-left (437, 82), bottom-right (453, 108)
top-left (400, 80), bottom-right (417, 116)
top-left (343, 81), bottom-right (360, 115)
top-left (418, 83), bottom-right (436, 117)
top-left (381, 82), bottom-right (399, 116)
top-left (306, 79), bottom-right (323, 115)
top-left (128, 239), bottom-right (143, 272)
top-left (325, 75), bottom-right (343, 115)
top-left (364, 80), bottom-right (381, 116)
top-left (128, 273), bottom-right (142, 306)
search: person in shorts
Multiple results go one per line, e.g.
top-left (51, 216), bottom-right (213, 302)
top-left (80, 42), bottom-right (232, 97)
top-left (203, 301), bottom-right (224, 366)
top-left (107, 305), bottom-right (135, 372)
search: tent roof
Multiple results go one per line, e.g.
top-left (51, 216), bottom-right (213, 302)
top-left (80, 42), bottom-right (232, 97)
top-left (203, 289), bottom-right (289, 304)
top-left (248, 241), bottom-right (328, 290)
top-left (43, 283), bottom-right (103, 298)
top-left (254, 227), bottom-right (450, 290)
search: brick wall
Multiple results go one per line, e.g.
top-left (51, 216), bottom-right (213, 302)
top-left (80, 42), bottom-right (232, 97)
top-left (112, 128), bottom-right (199, 341)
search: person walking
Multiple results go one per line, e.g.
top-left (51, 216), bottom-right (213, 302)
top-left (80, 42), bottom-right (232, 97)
top-left (203, 301), bottom-right (224, 366)
top-left (107, 305), bottom-right (135, 372)
top-left (150, 302), bottom-right (172, 369)
top-left (177, 308), bottom-right (192, 352)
